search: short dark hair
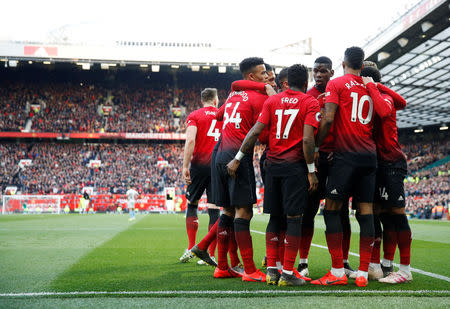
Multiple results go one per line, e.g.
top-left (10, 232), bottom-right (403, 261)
top-left (264, 63), bottom-right (273, 72)
top-left (344, 46), bottom-right (365, 70)
top-left (239, 57), bottom-right (265, 75)
top-left (275, 67), bottom-right (288, 89)
top-left (361, 66), bottom-right (382, 83)
top-left (314, 56), bottom-right (332, 68)
top-left (201, 88), bottom-right (218, 102)
top-left (363, 60), bottom-right (378, 70)
top-left (287, 64), bottom-right (308, 89)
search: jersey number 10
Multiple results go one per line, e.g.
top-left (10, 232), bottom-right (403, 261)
top-left (350, 92), bottom-right (373, 125)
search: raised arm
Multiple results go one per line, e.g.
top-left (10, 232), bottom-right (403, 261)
top-left (362, 77), bottom-right (392, 118)
top-left (377, 83), bottom-right (407, 110)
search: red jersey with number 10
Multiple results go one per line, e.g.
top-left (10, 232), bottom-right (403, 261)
top-left (257, 89), bottom-right (320, 163)
top-left (217, 90), bottom-right (268, 154)
top-left (325, 74), bottom-right (377, 155)
top-left (186, 106), bottom-right (221, 165)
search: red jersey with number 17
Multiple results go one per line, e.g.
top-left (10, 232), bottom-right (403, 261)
top-left (186, 105), bottom-right (222, 165)
top-left (324, 74), bottom-right (377, 156)
top-left (216, 90), bottom-right (268, 159)
top-left (257, 89), bottom-right (320, 163)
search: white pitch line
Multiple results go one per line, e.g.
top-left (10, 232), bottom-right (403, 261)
top-left (1, 290), bottom-right (449, 297)
top-left (250, 229), bottom-right (450, 282)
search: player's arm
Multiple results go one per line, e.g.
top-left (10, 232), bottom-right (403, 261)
top-left (376, 83), bottom-right (407, 110)
top-left (226, 121), bottom-right (266, 179)
top-left (182, 125), bottom-right (197, 185)
top-left (303, 124), bottom-right (318, 192)
top-left (362, 76), bottom-right (392, 118)
top-left (216, 104), bottom-right (225, 121)
top-left (316, 102), bottom-right (337, 148)
top-left (231, 80), bottom-right (276, 96)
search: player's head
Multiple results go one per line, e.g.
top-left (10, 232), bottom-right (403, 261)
top-left (343, 46), bottom-right (365, 72)
top-left (265, 63), bottom-right (277, 89)
top-left (361, 66), bottom-right (382, 83)
top-left (313, 56), bottom-right (334, 92)
top-left (239, 57), bottom-right (268, 82)
top-left (275, 67), bottom-right (289, 92)
top-left (201, 88), bottom-right (218, 107)
top-left (287, 64), bottom-right (309, 92)
top-left (363, 60), bottom-right (378, 70)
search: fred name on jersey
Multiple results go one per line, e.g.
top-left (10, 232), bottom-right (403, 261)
top-left (281, 97), bottom-right (299, 104)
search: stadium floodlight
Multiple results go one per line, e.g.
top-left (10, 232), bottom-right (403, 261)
top-left (140, 64), bottom-right (148, 68)
top-left (191, 65), bottom-right (200, 72)
top-left (202, 65), bottom-right (210, 70)
top-left (171, 65), bottom-right (180, 69)
top-left (101, 63), bottom-right (109, 70)
top-left (414, 127), bottom-right (423, 133)
top-left (421, 21), bottom-right (433, 32)
top-left (28, 60), bottom-right (33, 64)
top-left (440, 124), bottom-right (448, 131)
top-left (76, 62), bottom-right (90, 70)
top-left (397, 38), bottom-right (408, 48)
top-left (151, 65), bottom-right (160, 72)
top-left (8, 60), bottom-right (17, 67)
top-left (218, 66), bottom-right (226, 73)
top-left (377, 52), bottom-right (390, 62)
top-left (43, 61), bottom-right (51, 65)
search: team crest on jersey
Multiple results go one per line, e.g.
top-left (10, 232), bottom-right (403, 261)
top-left (315, 112), bottom-right (322, 122)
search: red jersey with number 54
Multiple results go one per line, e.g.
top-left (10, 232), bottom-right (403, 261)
top-left (186, 106), bottom-right (221, 165)
top-left (216, 90), bottom-right (268, 155)
top-left (325, 74), bottom-right (377, 155)
top-left (257, 89), bottom-right (320, 163)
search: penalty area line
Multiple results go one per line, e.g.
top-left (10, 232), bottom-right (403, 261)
top-left (250, 229), bottom-right (450, 282)
top-left (1, 290), bottom-right (449, 297)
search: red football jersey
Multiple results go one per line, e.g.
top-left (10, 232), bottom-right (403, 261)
top-left (307, 86), bottom-right (335, 152)
top-left (186, 105), bottom-right (222, 165)
top-left (325, 74), bottom-right (384, 155)
top-left (258, 89), bottom-right (320, 163)
top-left (374, 90), bottom-right (406, 163)
top-left (217, 90), bottom-right (268, 154)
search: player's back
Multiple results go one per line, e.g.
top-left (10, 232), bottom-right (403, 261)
top-left (325, 74), bottom-right (376, 161)
top-left (260, 89), bottom-right (320, 163)
top-left (216, 90), bottom-right (267, 162)
top-left (186, 106), bottom-right (221, 166)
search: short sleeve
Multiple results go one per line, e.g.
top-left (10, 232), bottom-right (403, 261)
top-left (324, 80), bottom-right (340, 106)
top-left (186, 113), bottom-right (197, 127)
top-left (304, 98), bottom-right (321, 128)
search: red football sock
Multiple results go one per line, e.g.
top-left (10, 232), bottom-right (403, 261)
top-left (234, 218), bottom-right (257, 274)
top-left (299, 226), bottom-right (314, 259)
top-left (186, 216), bottom-right (198, 250)
top-left (217, 214), bottom-right (233, 270)
top-left (356, 214), bottom-right (375, 272)
top-left (396, 215), bottom-right (412, 266)
top-left (283, 217), bottom-right (302, 272)
top-left (208, 224), bottom-right (217, 257)
top-left (266, 231), bottom-right (279, 268)
top-left (370, 215), bottom-right (382, 263)
top-left (197, 220), bottom-right (218, 251)
top-left (380, 214), bottom-right (397, 261)
top-left (278, 230), bottom-right (286, 265)
top-left (324, 210), bottom-right (344, 269)
top-left (341, 216), bottom-right (351, 261)
top-left (229, 226), bottom-right (241, 267)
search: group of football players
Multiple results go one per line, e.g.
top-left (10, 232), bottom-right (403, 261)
top-left (179, 46), bottom-right (412, 287)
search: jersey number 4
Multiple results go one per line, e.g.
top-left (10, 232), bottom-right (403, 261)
top-left (275, 109), bottom-right (299, 139)
top-left (223, 102), bottom-right (242, 129)
top-left (207, 119), bottom-right (220, 141)
top-left (350, 92), bottom-right (373, 125)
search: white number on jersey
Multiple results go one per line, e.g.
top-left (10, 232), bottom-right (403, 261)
top-left (274, 109), bottom-right (299, 139)
top-left (379, 187), bottom-right (389, 200)
top-left (350, 92), bottom-right (373, 125)
top-left (207, 119), bottom-right (220, 141)
top-left (223, 102), bottom-right (242, 129)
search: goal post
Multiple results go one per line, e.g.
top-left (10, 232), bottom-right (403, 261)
top-left (2, 195), bottom-right (62, 214)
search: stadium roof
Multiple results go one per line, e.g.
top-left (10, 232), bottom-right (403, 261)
top-left (365, 0), bottom-right (450, 129)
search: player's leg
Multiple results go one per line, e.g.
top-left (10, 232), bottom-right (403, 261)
top-left (206, 182), bottom-right (220, 259)
top-left (298, 193), bottom-right (319, 278)
top-left (340, 200), bottom-right (356, 277)
top-left (368, 203), bottom-right (383, 280)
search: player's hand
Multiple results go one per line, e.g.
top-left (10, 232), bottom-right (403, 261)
top-left (362, 76), bottom-right (374, 85)
top-left (183, 167), bottom-right (191, 185)
top-left (307, 172), bottom-right (319, 192)
top-left (265, 84), bottom-right (277, 96)
top-left (317, 92), bottom-right (326, 103)
top-left (226, 159), bottom-right (240, 179)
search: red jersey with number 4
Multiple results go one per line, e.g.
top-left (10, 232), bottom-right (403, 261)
top-left (258, 89), bottom-right (320, 163)
top-left (186, 106), bottom-right (221, 165)
top-left (307, 86), bottom-right (335, 152)
top-left (325, 74), bottom-right (388, 155)
top-left (217, 90), bottom-right (268, 155)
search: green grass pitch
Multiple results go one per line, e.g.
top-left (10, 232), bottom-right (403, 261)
top-left (0, 213), bottom-right (449, 308)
